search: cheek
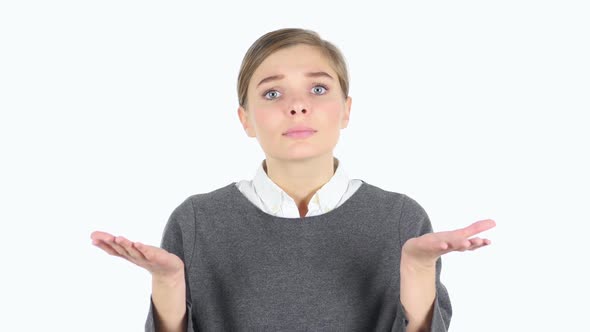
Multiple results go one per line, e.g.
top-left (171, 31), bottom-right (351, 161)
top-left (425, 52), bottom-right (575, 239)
top-left (252, 107), bottom-right (281, 131)
top-left (316, 99), bottom-right (345, 124)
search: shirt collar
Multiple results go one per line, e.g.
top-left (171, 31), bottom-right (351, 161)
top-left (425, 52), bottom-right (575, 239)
top-left (252, 157), bottom-right (350, 213)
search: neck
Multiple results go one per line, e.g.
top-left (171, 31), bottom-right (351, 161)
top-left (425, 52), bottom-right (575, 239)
top-left (264, 154), bottom-right (337, 212)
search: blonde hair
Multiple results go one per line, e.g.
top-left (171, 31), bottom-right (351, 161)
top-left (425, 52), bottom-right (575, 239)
top-left (237, 28), bottom-right (349, 108)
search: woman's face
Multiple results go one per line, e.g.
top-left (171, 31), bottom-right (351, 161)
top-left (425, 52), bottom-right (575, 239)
top-left (238, 44), bottom-right (352, 163)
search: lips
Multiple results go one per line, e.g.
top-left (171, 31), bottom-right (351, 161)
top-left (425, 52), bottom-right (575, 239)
top-left (283, 126), bottom-right (317, 135)
top-left (284, 131), bottom-right (316, 138)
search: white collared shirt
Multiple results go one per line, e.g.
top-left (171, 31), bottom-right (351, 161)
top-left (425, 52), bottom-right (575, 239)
top-left (235, 157), bottom-right (363, 218)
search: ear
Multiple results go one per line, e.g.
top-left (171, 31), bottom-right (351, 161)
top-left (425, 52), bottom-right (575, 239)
top-left (237, 105), bottom-right (256, 138)
top-left (340, 96), bottom-right (352, 129)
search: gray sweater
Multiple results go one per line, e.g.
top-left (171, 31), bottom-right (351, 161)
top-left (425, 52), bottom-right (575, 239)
top-left (145, 180), bottom-right (452, 331)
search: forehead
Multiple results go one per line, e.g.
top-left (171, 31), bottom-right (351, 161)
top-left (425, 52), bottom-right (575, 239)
top-left (251, 44), bottom-right (336, 82)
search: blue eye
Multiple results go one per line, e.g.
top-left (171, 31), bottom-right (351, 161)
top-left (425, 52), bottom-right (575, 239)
top-left (312, 85), bottom-right (328, 95)
top-left (263, 90), bottom-right (281, 100)
top-left (263, 84), bottom-right (329, 100)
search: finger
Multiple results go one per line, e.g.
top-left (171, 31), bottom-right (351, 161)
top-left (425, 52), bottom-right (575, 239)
top-left (92, 239), bottom-right (122, 257)
top-left (468, 237), bottom-right (485, 247)
top-left (132, 242), bottom-right (149, 261)
top-left (108, 237), bottom-right (133, 259)
top-left (469, 238), bottom-right (492, 251)
top-left (91, 231), bottom-right (115, 243)
top-left (459, 219), bottom-right (496, 238)
top-left (449, 239), bottom-right (471, 252)
top-left (466, 237), bottom-right (484, 251)
top-left (437, 238), bottom-right (470, 254)
top-left (134, 242), bottom-right (157, 261)
top-left (115, 236), bottom-right (144, 261)
top-left (468, 244), bottom-right (485, 251)
top-left (458, 239), bottom-right (471, 252)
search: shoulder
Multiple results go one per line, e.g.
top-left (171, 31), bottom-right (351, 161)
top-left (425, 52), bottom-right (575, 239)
top-left (161, 183), bottom-right (236, 249)
top-left (184, 182), bottom-right (237, 210)
top-left (359, 181), bottom-right (424, 215)
top-left (167, 182), bottom-right (236, 225)
top-left (357, 180), bottom-right (405, 203)
top-left (360, 181), bottom-right (431, 235)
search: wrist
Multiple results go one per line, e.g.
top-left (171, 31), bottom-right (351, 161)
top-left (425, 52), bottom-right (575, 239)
top-left (152, 269), bottom-right (185, 287)
top-left (401, 251), bottom-right (437, 273)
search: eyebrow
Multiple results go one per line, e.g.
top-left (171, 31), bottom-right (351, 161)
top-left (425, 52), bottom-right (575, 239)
top-left (256, 71), bottom-right (334, 88)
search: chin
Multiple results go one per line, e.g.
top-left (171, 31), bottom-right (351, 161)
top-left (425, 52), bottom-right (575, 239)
top-left (278, 146), bottom-right (336, 161)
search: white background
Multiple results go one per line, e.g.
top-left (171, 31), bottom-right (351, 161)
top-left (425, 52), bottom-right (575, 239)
top-left (1, 1), bottom-right (588, 331)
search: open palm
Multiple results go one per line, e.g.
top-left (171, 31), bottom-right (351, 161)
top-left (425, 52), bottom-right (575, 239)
top-left (91, 231), bottom-right (184, 278)
top-left (402, 219), bottom-right (496, 267)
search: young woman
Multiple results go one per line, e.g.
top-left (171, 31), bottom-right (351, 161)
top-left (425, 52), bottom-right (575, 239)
top-left (91, 28), bottom-right (496, 332)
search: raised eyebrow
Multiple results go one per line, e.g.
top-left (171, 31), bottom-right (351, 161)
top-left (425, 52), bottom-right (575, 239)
top-left (256, 74), bottom-right (284, 88)
top-left (256, 71), bottom-right (334, 88)
top-left (305, 71), bottom-right (334, 80)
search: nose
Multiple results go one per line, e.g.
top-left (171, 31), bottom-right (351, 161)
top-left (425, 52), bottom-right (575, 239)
top-left (290, 107), bottom-right (307, 115)
top-left (289, 97), bottom-right (309, 116)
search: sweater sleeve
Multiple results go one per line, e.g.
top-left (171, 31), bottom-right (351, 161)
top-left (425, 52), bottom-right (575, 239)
top-left (391, 194), bottom-right (453, 332)
top-left (145, 197), bottom-right (197, 332)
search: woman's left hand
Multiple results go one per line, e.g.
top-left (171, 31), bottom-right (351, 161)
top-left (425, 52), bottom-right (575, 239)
top-left (401, 219), bottom-right (496, 269)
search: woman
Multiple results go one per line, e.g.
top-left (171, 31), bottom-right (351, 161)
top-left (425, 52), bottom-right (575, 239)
top-left (91, 28), bottom-right (495, 332)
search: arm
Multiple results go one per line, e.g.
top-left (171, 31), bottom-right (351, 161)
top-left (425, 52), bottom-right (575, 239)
top-left (399, 255), bottom-right (436, 331)
top-left (92, 235), bottom-right (190, 332)
top-left (397, 195), bottom-right (495, 332)
top-left (146, 197), bottom-right (197, 332)
top-left (91, 198), bottom-right (197, 332)
top-left (148, 248), bottom-right (188, 332)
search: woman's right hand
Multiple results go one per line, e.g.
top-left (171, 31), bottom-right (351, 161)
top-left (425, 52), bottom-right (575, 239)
top-left (91, 231), bottom-right (184, 279)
